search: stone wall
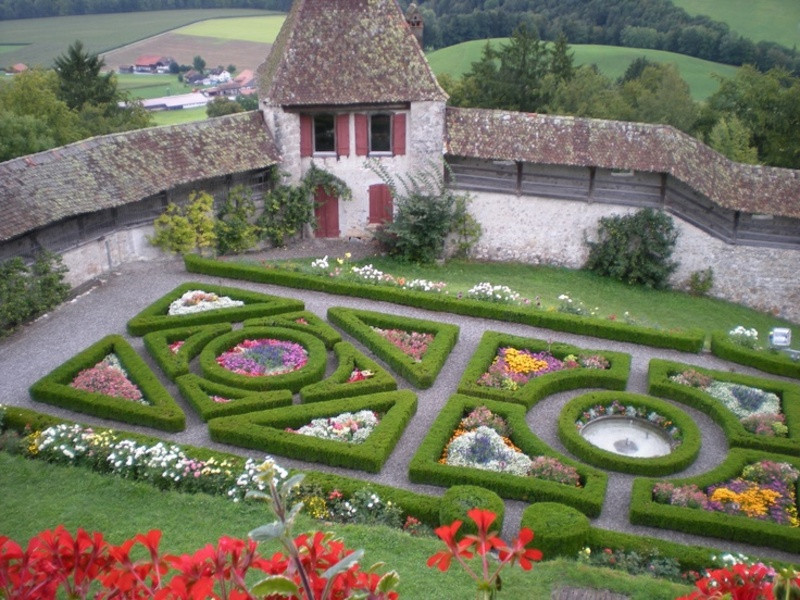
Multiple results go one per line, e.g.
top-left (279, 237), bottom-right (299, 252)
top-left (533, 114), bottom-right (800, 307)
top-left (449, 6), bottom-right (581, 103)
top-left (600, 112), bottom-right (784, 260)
top-left (467, 191), bottom-right (800, 323)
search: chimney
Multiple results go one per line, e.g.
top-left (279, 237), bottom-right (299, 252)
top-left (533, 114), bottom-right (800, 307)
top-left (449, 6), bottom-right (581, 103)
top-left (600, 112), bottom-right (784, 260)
top-left (405, 2), bottom-right (424, 48)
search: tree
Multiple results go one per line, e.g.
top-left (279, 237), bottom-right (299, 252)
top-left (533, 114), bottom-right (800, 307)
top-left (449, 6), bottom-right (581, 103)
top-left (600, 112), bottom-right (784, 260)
top-left (227, 64), bottom-right (236, 75)
top-left (548, 65), bottom-right (632, 120)
top-left (0, 111), bottom-right (55, 161)
top-left (620, 63), bottom-right (698, 132)
top-left (192, 55), bottom-right (206, 74)
top-left (706, 116), bottom-right (758, 164)
top-left (53, 40), bottom-right (116, 110)
top-left (549, 33), bottom-right (575, 83)
top-left (206, 97), bottom-right (244, 118)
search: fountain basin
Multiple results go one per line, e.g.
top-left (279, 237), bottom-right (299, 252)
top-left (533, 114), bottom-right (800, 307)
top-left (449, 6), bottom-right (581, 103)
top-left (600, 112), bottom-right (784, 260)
top-left (579, 415), bottom-right (674, 458)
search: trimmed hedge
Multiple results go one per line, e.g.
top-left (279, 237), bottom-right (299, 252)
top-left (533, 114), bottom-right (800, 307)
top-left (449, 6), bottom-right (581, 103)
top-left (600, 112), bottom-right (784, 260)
top-left (408, 395), bottom-right (607, 517)
top-left (439, 485), bottom-right (505, 538)
top-left (198, 327), bottom-right (327, 392)
top-left (244, 311), bottom-right (343, 349)
top-left (327, 306), bottom-right (459, 389)
top-left (299, 342), bottom-right (397, 403)
top-left (558, 391), bottom-right (701, 476)
top-left (28, 335), bottom-right (185, 432)
top-left (175, 374), bottom-right (293, 421)
top-left (648, 359), bottom-right (800, 457)
top-left (520, 502), bottom-right (590, 559)
top-left (457, 331), bottom-right (630, 409)
top-left (630, 448), bottom-right (800, 553)
top-left (207, 390), bottom-right (418, 473)
top-left (185, 254), bottom-right (705, 352)
top-left (710, 331), bottom-right (800, 379)
top-left (143, 323), bottom-right (232, 381)
top-left (127, 281), bottom-right (304, 335)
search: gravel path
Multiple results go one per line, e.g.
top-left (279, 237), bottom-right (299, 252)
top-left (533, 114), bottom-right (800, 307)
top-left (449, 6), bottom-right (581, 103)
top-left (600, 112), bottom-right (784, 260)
top-left (1, 240), bottom-right (798, 565)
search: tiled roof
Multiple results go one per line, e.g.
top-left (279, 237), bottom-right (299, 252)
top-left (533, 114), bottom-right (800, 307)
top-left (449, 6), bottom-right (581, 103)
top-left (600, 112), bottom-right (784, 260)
top-left (445, 107), bottom-right (800, 219)
top-left (258, 0), bottom-right (447, 106)
top-left (0, 111), bottom-right (279, 242)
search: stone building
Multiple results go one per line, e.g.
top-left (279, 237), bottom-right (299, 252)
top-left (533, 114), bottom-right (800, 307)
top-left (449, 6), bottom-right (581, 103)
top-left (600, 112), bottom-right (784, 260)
top-left (0, 0), bottom-right (798, 320)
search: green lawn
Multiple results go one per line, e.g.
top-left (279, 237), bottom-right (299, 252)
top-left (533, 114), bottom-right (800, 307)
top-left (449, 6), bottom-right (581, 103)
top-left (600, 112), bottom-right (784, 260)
top-left (427, 40), bottom-right (739, 100)
top-left (116, 72), bottom-right (193, 99)
top-left (177, 14), bottom-right (286, 43)
top-left (671, 0), bottom-right (800, 49)
top-left (150, 106), bottom-right (208, 126)
top-left (0, 452), bottom-right (692, 600)
top-left (0, 8), bottom-right (275, 69)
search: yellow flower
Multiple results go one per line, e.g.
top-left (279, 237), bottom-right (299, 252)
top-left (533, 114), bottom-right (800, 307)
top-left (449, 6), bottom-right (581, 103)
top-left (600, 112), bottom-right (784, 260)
top-left (504, 348), bottom-right (548, 374)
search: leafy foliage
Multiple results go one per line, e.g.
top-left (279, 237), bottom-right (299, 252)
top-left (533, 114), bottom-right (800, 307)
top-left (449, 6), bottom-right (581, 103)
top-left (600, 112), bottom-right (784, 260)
top-left (0, 252), bottom-right (69, 336)
top-left (214, 184), bottom-right (259, 255)
top-left (205, 96), bottom-right (244, 118)
top-left (584, 208), bottom-right (679, 289)
top-left (150, 191), bottom-right (216, 254)
top-left (53, 40), bottom-right (116, 111)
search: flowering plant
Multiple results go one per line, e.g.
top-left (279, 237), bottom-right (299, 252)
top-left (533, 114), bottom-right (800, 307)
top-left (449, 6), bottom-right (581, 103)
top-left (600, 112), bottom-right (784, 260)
top-left (465, 282), bottom-right (529, 305)
top-left (288, 410), bottom-right (380, 444)
top-left (371, 327), bottom-right (434, 362)
top-left (460, 405), bottom-right (511, 437)
top-left (215, 338), bottom-right (308, 376)
top-left (427, 508), bottom-right (542, 600)
top-left (70, 353), bottom-right (145, 404)
top-left (557, 294), bottom-right (598, 317)
top-left (167, 289), bottom-right (244, 316)
top-left (346, 368), bottom-right (374, 383)
top-left (729, 325), bottom-right (761, 349)
top-left (168, 340), bottom-right (185, 354)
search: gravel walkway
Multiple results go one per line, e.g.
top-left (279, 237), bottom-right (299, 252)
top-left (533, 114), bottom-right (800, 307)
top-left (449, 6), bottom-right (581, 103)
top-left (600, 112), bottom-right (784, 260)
top-left (1, 240), bottom-right (798, 566)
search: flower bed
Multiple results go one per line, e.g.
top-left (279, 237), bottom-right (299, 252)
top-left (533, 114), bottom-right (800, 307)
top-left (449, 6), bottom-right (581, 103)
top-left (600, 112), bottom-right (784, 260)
top-left (371, 327), bottom-right (434, 362)
top-left (243, 310), bottom-right (343, 350)
top-left (167, 289), bottom-right (244, 316)
top-left (710, 331), bottom-right (800, 380)
top-left (289, 410), bottom-right (379, 444)
top-left (653, 460), bottom-right (799, 527)
top-left (477, 347), bottom-right (609, 391)
top-left (215, 338), bottom-right (308, 376)
top-left (71, 354), bottom-right (145, 404)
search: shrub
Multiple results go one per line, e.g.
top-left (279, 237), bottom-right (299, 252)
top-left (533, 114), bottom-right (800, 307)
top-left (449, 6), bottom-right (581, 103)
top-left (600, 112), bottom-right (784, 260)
top-left (687, 267), bottom-right (714, 297)
top-left (439, 485), bottom-right (505, 538)
top-left (520, 503), bottom-right (590, 559)
top-left (149, 191), bottom-right (215, 254)
top-left (584, 208), bottom-right (678, 289)
top-left (215, 184), bottom-right (259, 255)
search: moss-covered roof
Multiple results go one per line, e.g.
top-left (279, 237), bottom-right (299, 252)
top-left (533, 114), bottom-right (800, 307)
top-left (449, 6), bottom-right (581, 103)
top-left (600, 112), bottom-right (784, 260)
top-left (0, 111), bottom-right (278, 242)
top-left (257, 0), bottom-right (447, 106)
top-left (445, 107), bottom-right (800, 219)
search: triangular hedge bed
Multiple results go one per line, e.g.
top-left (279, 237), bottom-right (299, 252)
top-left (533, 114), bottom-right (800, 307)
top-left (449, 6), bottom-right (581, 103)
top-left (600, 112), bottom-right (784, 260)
top-left (244, 311), bottom-right (342, 349)
top-left (29, 334), bottom-right (185, 432)
top-left (127, 282), bottom-right (304, 335)
top-left (176, 374), bottom-right (293, 421)
top-left (208, 390), bottom-right (418, 473)
top-left (143, 323), bottom-right (232, 381)
top-left (408, 394), bottom-right (607, 517)
top-left (457, 331), bottom-right (630, 409)
top-left (327, 306), bottom-right (459, 388)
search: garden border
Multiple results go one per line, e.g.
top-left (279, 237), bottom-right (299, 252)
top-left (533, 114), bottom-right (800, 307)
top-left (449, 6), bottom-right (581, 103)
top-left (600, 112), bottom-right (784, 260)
top-left (243, 310), bottom-right (343, 349)
top-left (143, 323), bottom-right (232, 381)
top-left (175, 374), bottom-right (293, 422)
top-left (710, 332), bottom-right (800, 380)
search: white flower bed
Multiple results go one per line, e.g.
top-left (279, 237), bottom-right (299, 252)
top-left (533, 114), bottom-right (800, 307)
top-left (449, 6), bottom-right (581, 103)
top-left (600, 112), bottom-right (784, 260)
top-left (292, 410), bottom-right (379, 444)
top-left (705, 381), bottom-right (781, 419)
top-left (168, 290), bottom-right (244, 316)
top-left (445, 426), bottom-right (532, 476)
top-left (466, 282), bottom-right (526, 305)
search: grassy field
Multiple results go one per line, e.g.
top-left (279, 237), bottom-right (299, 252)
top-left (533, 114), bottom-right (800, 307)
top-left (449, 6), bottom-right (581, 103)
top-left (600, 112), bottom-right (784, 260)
top-left (177, 14), bottom-right (285, 43)
top-left (150, 106), bottom-right (208, 127)
top-left (0, 452), bottom-right (693, 599)
top-left (0, 8), bottom-right (275, 69)
top-left (116, 72), bottom-right (192, 99)
top-left (427, 40), bottom-right (739, 100)
top-left (671, 0), bottom-right (800, 49)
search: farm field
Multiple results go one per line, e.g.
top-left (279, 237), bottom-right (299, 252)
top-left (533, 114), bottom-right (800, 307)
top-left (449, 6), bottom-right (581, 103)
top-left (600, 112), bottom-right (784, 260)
top-left (671, 0), bottom-right (800, 49)
top-left (0, 9), bottom-right (276, 70)
top-left (178, 14), bottom-right (285, 43)
top-left (116, 73), bottom-right (192, 100)
top-left (150, 106), bottom-right (208, 127)
top-left (427, 40), bottom-right (740, 100)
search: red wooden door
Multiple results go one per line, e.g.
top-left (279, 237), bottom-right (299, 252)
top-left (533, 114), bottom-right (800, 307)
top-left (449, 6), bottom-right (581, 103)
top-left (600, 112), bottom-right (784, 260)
top-left (314, 186), bottom-right (339, 238)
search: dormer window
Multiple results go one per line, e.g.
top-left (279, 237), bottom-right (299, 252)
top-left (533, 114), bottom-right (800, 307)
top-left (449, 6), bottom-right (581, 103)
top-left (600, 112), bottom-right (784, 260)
top-left (313, 114), bottom-right (335, 153)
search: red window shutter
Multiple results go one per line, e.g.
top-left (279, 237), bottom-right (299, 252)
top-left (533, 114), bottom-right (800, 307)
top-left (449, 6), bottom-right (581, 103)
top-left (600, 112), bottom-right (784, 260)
top-left (300, 114), bottom-right (313, 157)
top-left (336, 113), bottom-right (350, 157)
top-left (392, 113), bottom-right (406, 156)
top-left (369, 184), bottom-right (393, 224)
top-left (355, 114), bottom-right (369, 156)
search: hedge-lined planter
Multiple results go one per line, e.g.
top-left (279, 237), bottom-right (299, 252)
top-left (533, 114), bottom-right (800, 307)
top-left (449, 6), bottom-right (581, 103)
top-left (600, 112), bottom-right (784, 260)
top-left (408, 395), bottom-right (607, 517)
top-left (630, 448), bottom-right (800, 553)
top-left (127, 282), bottom-right (304, 335)
top-left (198, 327), bottom-right (326, 392)
top-left (457, 332), bottom-right (630, 409)
top-left (327, 306), bottom-right (459, 389)
top-left (176, 374), bottom-right (293, 421)
top-left (208, 390), bottom-right (418, 473)
top-left (143, 323), bottom-right (232, 381)
top-left (520, 503), bottom-right (590, 559)
top-left (710, 331), bottom-right (800, 380)
top-left (244, 311), bottom-right (342, 350)
top-left (648, 359), bottom-right (800, 457)
top-left (28, 335), bottom-right (185, 432)
top-left (558, 391), bottom-right (701, 476)
top-left (185, 254), bottom-right (705, 352)
top-left (299, 342), bottom-right (397, 403)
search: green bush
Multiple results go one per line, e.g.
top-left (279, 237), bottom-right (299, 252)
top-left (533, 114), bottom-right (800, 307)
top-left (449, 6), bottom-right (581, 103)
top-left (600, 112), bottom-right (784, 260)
top-left (207, 390), bottom-right (417, 473)
top-left (520, 503), bottom-right (590, 559)
top-left (215, 184), bottom-right (259, 255)
top-left (0, 251), bottom-right (70, 336)
top-left (28, 334), bottom-right (185, 432)
top-left (327, 306), bottom-right (459, 389)
top-left (557, 391), bottom-right (701, 476)
top-left (648, 359), bottom-right (800, 457)
top-left (409, 395), bottom-right (607, 517)
top-left (710, 331), bottom-right (800, 379)
top-left (184, 254), bottom-right (705, 352)
top-left (584, 208), bottom-right (678, 289)
top-left (439, 485), bottom-right (505, 538)
top-left (176, 374), bottom-right (293, 422)
top-left (149, 191), bottom-right (216, 254)
top-left (143, 323), bottom-right (232, 381)
top-left (457, 331), bottom-right (630, 409)
top-left (243, 311), bottom-right (342, 349)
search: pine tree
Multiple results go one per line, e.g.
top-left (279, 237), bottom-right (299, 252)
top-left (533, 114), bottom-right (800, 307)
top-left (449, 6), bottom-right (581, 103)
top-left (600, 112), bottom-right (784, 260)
top-left (53, 40), bottom-right (116, 110)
